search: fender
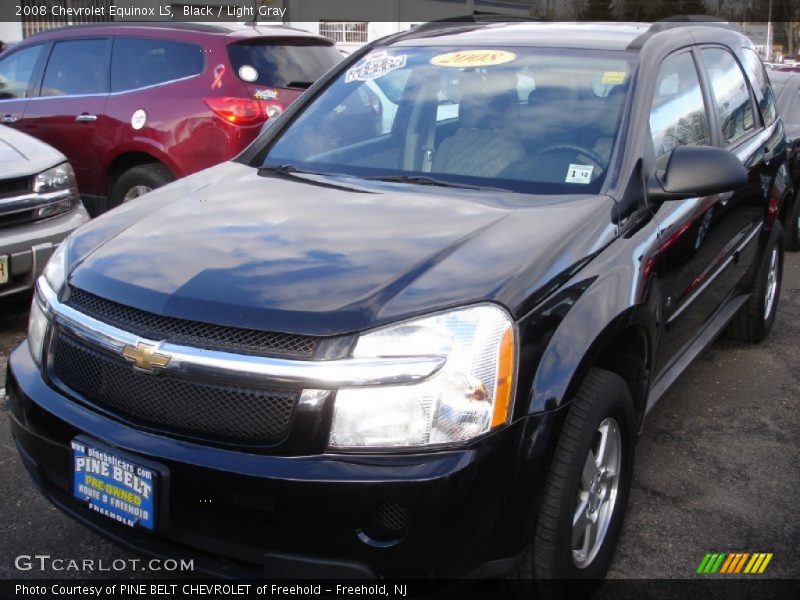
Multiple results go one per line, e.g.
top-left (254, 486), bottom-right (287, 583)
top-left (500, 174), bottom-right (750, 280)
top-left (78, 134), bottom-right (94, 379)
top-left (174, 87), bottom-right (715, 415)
top-left (522, 215), bottom-right (661, 416)
top-left (501, 217), bottom-right (661, 560)
top-left (762, 120), bottom-right (791, 230)
top-left (100, 139), bottom-right (183, 192)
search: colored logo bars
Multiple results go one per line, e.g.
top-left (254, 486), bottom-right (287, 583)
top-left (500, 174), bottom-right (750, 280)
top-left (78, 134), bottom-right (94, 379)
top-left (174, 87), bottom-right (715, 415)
top-left (697, 552), bottom-right (773, 574)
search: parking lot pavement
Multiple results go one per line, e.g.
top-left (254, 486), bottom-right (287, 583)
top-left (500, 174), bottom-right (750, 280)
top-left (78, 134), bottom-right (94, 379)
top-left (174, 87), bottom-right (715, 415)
top-left (1, 254), bottom-right (798, 581)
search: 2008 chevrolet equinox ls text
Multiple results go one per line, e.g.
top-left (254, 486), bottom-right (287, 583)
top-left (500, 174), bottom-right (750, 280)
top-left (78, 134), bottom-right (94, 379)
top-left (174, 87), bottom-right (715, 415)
top-left (6, 19), bottom-right (794, 592)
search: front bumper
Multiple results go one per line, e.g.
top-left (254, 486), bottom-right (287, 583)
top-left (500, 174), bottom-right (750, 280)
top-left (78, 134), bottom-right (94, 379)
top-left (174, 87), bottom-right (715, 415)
top-left (0, 206), bottom-right (89, 299)
top-left (6, 343), bottom-right (562, 580)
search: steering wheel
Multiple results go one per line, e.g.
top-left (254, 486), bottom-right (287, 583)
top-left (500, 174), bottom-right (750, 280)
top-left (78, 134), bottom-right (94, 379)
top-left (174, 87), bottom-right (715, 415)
top-left (533, 144), bottom-right (606, 171)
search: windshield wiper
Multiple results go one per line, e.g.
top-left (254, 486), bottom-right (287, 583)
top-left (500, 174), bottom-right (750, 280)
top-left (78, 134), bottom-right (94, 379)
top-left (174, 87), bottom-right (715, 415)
top-left (364, 175), bottom-right (483, 190)
top-left (260, 164), bottom-right (319, 176)
top-left (258, 164), bottom-right (374, 193)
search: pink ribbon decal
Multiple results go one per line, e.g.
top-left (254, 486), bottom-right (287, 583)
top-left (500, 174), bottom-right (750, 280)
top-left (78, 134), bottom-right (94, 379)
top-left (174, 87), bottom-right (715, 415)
top-left (211, 64), bottom-right (225, 90)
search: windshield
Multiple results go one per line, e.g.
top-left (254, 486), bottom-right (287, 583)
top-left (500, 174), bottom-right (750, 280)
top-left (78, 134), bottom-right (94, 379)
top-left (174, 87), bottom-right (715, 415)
top-left (258, 46), bottom-right (634, 194)
top-left (227, 40), bottom-right (341, 89)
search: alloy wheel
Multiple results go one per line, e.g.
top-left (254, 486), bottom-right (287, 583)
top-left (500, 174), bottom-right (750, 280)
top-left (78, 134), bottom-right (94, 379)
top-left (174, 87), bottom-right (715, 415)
top-left (764, 247), bottom-right (779, 321)
top-left (572, 417), bottom-right (622, 569)
top-left (123, 185), bottom-right (153, 203)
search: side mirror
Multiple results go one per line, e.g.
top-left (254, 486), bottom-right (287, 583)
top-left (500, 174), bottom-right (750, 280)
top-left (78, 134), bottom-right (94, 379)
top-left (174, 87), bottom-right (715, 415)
top-left (647, 145), bottom-right (748, 201)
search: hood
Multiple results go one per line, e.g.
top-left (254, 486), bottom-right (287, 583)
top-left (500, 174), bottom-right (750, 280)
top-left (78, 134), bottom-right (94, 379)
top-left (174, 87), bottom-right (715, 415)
top-left (68, 162), bottom-right (616, 336)
top-left (0, 124), bottom-right (66, 178)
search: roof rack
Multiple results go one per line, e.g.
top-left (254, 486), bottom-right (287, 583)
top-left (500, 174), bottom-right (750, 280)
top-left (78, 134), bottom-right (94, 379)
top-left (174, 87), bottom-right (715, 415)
top-left (410, 12), bottom-right (545, 34)
top-left (648, 15), bottom-right (732, 33)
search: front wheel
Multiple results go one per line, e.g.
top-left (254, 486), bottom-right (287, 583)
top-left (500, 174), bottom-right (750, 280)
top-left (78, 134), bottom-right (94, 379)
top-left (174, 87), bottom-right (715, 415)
top-left (504, 368), bottom-right (636, 598)
top-left (726, 223), bottom-right (784, 343)
top-left (108, 163), bottom-right (174, 210)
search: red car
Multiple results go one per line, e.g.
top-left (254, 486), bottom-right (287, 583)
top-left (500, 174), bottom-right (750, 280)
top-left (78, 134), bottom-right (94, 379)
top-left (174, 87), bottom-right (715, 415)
top-left (0, 23), bottom-right (340, 215)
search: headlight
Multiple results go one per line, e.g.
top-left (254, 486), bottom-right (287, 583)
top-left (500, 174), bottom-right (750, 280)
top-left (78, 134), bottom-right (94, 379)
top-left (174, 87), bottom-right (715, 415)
top-left (329, 304), bottom-right (516, 449)
top-left (33, 163), bottom-right (77, 219)
top-left (42, 240), bottom-right (69, 295)
top-left (34, 162), bottom-right (76, 194)
top-left (28, 295), bottom-right (49, 367)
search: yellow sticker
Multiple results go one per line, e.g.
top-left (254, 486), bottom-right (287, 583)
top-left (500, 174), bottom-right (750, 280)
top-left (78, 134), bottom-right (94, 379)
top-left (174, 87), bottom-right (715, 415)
top-left (601, 71), bottom-right (626, 85)
top-left (430, 49), bottom-right (517, 68)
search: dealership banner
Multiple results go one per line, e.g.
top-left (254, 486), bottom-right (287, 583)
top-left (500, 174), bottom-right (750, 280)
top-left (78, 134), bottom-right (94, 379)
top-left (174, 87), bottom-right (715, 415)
top-left (0, 0), bottom-right (793, 24)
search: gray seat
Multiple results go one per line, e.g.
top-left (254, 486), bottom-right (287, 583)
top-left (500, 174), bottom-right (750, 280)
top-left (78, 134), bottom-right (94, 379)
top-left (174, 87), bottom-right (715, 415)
top-left (433, 71), bottom-right (524, 178)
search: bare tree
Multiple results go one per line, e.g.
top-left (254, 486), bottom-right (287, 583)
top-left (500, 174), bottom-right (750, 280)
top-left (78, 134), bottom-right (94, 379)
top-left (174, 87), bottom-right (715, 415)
top-left (778, 0), bottom-right (799, 56)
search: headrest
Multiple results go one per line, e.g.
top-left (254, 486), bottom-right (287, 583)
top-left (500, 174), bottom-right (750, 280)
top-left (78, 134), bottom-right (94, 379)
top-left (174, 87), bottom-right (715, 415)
top-left (458, 69), bottom-right (518, 129)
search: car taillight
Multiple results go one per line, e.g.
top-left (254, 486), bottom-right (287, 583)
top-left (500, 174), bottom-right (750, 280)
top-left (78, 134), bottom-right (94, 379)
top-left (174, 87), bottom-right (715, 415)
top-left (204, 97), bottom-right (284, 126)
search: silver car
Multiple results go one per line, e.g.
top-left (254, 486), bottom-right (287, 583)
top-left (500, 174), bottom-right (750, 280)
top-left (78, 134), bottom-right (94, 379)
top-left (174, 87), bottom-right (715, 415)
top-left (0, 125), bottom-right (89, 300)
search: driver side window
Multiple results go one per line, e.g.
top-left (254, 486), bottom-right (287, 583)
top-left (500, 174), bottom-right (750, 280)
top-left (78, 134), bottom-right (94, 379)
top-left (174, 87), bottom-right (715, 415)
top-left (649, 52), bottom-right (711, 170)
top-left (0, 45), bottom-right (43, 100)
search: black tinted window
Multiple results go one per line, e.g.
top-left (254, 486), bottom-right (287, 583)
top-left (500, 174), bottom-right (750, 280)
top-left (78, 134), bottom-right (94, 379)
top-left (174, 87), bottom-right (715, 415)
top-left (112, 38), bottom-right (204, 93)
top-left (774, 77), bottom-right (800, 127)
top-left (227, 41), bottom-right (340, 88)
top-left (701, 47), bottom-right (755, 146)
top-left (649, 52), bottom-right (711, 169)
top-left (741, 47), bottom-right (777, 126)
top-left (41, 39), bottom-right (108, 97)
top-left (0, 45), bottom-right (43, 99)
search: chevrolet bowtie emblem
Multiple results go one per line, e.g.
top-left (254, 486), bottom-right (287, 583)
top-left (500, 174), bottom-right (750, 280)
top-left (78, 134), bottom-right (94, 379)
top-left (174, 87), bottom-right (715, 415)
top-left (121, 342), bottom-right (171, 372)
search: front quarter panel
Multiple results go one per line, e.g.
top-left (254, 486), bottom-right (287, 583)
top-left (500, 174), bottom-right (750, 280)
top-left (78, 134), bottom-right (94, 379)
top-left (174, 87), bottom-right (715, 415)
top-left (521, 215), bottom-right (661, 415)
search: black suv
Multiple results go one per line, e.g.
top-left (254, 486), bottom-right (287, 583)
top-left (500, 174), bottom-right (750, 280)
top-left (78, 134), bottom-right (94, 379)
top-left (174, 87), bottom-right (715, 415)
top-left (6, 20), bottom-right (793, 588)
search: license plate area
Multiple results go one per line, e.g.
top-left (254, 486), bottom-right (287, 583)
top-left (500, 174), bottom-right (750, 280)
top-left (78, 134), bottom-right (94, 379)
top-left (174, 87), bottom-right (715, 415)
top-left (71, 437), bottom-right (162, 531)
top-left (0, 255), bottom-right (8, 285)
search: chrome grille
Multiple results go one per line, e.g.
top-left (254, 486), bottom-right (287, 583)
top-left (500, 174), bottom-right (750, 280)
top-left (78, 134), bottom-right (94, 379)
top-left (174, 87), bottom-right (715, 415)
top-left (66, 287), bottom-right (319, 358)
top-left (52, 332), bottom-right (299, 444)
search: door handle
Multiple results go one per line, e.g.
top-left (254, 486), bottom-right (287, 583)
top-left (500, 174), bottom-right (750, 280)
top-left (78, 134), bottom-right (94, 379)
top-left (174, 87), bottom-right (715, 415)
top-left (1, 114), bottom-right (19, 124)
top-left (75, 114), bottom-right (97, 123)
top-left (719, 191), bottom-right (734, 207)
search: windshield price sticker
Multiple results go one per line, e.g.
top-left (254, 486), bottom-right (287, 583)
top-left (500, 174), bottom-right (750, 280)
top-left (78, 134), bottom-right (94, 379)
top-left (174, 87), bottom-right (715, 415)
top-left (345, 52), bottom-right (407, 83)
top-left (601, 71), bottom-right (626, 85)
top-left (430, 50), bottom-right (517, 68)
top-left (566, 164), bottom-right (594, 184)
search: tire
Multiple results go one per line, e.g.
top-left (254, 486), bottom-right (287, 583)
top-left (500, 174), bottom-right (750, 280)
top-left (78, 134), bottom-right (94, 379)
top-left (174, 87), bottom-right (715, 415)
top-left (502, 368), bottom-right (636, 600)
top-left (108, 163), bottom-right (174, 210)
top-left (726, 223), bottom-right (784, 343)
top-left (785, 192), bottom-right (800, 252)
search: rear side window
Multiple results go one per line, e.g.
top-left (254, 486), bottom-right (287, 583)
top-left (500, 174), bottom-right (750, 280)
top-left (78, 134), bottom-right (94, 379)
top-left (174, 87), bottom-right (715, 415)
top-left (111, 38), bottom-right (205, 93)
top-left (700, 47), bottom-right (755, 146)
top-left (41, 39), bottom-right (108, 97)
top-left (649, 52), bottom-right (711, 169)
top-left (774, 78), bottom-right (800, 127)
top-left (0, 44), bottom-right (43, 99)
top-left (740, 47), bottom-right (778, 126)
top-left (227, 40), bottom-right (340, 88)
